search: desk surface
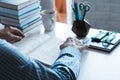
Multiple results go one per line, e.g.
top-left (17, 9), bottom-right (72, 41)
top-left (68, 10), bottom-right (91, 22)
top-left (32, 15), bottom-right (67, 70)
top-left (14, 22), bottom-right (120, 80)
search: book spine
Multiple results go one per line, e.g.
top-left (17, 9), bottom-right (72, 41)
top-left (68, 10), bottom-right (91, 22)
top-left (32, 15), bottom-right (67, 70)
top-left (0, 2), bottom-right (40, 16)
top-left (0, 7), bottom-right (40, 19)
top-left (0, 7), bottom-right (18, 15)
top-left (0, 12), bottom-right (18, 19)
top-left (0, 19), bottom-right (22, 29)
top-left (0, 17), bottom-right (42, 30)
top-left (0, 11), bottom-right (41, 24)
top-left (0, 13), bottom-right (41, 28)
top-left (0, 16), bottom-right (19, 23)
top-left (0, 0), bottom-right (38, 10)
top-left (0, 2), bottom-right (17, 10)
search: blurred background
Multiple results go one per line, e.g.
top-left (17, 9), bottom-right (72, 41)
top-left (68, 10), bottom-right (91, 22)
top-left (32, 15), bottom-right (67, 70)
top-left (41, 0), bottom-right (120, 32)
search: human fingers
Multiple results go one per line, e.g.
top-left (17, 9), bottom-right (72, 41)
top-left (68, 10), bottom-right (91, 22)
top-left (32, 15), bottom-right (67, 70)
top-left (8, 33), bottom-right (23, 42)
top-left (11, 27), bottom-right (25, 38)
top-left (78, 44), bottom-right (89, 52)
top-left (65, 37), bottom-right (74, 43)
top-left (75, 39), bottom-right (89, 48)
top-left (60, 37), bottom-right (75, 50)
top-left (74, 38), bottom-right (89, 51)
top-left (74, 38), bottom-right (84, 46)
top-left (5, 26), bottom-right (25, 38)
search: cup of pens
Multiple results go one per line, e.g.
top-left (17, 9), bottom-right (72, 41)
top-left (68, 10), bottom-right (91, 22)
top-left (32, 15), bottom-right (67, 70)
top-left (72, 1), bottom-right (91, 38)
top-left (72, 20), bottom-right (91, 38)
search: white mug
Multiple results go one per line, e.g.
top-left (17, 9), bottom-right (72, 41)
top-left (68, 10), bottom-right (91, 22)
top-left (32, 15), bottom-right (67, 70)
top-left (41, 9), bottom-right (56, 32)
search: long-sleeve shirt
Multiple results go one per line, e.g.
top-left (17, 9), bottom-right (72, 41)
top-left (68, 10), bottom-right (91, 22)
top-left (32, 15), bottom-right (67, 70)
top-left (0, 38), bottom-right (81, 80)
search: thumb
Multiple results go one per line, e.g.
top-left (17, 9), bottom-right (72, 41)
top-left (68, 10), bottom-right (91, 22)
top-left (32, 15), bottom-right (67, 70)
top-left (79, 44), bottom-right (89, 52)
top-left (10, 33), bottom-right (23, 42)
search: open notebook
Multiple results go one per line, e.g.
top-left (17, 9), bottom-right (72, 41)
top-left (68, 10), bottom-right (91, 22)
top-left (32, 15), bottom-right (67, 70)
top-left (13, 25), bottom-right (50, 55)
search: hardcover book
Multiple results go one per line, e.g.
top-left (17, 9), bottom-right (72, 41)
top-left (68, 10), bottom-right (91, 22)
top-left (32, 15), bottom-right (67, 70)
top-left (0, 0), bottom-right (42, 31)
top-left (0, 16), bottom-right (41, 29)
top-left (0, 7), bottom-right (40, 19)
top-left (0, 12), bottom-right (41, 23)
top-left (0, 2), bottom-right (40, 16)
top-left (0, 0), bottom-right (38, 10)
top-left (23, 20), bottom-right (42, 33)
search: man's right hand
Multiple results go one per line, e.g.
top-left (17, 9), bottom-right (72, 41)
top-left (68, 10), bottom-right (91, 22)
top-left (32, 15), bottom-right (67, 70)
top-left (60, 37), bottom-right (88, 52)
top-left (0, 26), bottom-right (25, 42)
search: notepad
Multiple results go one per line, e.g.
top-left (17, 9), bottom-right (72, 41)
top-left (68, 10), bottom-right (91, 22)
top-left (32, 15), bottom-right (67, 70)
top-left (84, 30), bottom-right (120, 52)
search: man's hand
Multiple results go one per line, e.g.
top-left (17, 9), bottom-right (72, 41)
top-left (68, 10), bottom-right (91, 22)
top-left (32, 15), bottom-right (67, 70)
top-left (0, 26), bottom-right (25, 42)
top-left (60, 37), bottom-right (88, 52)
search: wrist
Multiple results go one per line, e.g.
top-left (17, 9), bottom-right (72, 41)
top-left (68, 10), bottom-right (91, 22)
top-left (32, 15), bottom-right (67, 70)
top-left (60, 46), bottom-right (82, 59)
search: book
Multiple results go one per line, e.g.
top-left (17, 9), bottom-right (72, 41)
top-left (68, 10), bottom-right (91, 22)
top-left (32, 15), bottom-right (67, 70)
top-left (0, 0), bottom-right (38, 10)
top-left (0, 16), bottom-right (41, 29)
top-left (0, 12), bottom-right (41, 23)
top-left (0, 7), bottom-right (41, 20)
top-left (84, 30), bottom-right (120, 52)
top-left (0, 2), bottom-right (40, 16)
top-left (22, 17), bottom-right (42, 29)
top-left (23, 19), bottom-right (42, 33)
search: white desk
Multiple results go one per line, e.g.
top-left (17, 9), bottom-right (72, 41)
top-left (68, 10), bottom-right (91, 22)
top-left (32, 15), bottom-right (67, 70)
top-left (14, 22), bottom-right (120, 80)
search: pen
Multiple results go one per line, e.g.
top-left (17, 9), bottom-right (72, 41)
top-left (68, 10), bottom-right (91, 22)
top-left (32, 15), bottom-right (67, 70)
top-left (102, 32), bottom-right (116, 45)
top-left (74, 0), bottom-right (81, 21)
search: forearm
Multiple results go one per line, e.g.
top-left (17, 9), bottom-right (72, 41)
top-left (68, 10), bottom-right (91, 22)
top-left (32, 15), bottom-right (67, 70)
top-left (0, 38), bottom-right (82, 80)
top-left (52, 47), bottom-right (81, 80)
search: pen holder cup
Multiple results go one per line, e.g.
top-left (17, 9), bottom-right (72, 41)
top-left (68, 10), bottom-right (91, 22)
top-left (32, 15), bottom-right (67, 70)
top-left (72, 20), bottom-right (91, 38)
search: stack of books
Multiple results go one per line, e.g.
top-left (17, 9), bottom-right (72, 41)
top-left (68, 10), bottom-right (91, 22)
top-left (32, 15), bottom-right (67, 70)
top-left (0, 0), bottom-right (42, 32)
